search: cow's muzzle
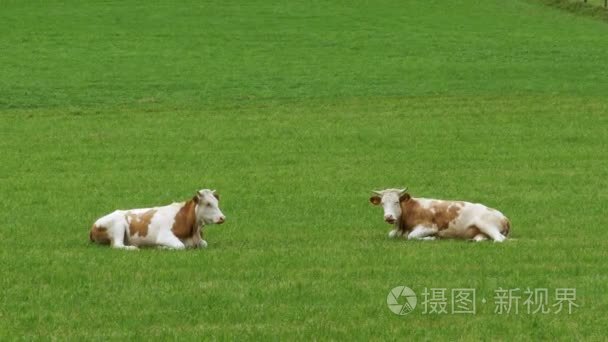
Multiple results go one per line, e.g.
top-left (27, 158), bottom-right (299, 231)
top-left (216, 216), bottom-right (226, 224)
top-left (384, 216), bottom-right (396, 224)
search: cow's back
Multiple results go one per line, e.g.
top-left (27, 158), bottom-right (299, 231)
top-left (456, 202), bottom-right (510, 235)
top-left (401, 198), bottom-right (464, 231)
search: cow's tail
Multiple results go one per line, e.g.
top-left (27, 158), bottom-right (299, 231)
top-left (89, 224), bottom-right (99, 243)
top-left (90, 224), bottom-right (111, 245)
top-left (502, 218), bottom-right (511, 237)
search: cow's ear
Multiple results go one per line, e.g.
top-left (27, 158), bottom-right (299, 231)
top-left (193, 191), bottom-right (203, 203)
top-left (399, 193), bottom-right (411, 202)
top-left (369, 196), bottom-right (381, 205)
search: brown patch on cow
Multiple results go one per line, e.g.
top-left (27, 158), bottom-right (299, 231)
top-left (399, 199), bottom-right (431, 232)
top-left (431, 201), bottom-right (463, 230)
top-left (399, 199), bottom-right (462, 232)
top-left (465, 225), bottom-right (482, 239)
top-left (127, 209), bottom-right (156, 237)
top-left (171, 200), bottom-right (198, 239)
top-left (90, 225), bottom-right (111, 245)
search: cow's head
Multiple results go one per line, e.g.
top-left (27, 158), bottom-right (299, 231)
top-left (194, 189), bottom-right (226, 225)
top-left (369, 188), bottom-right (410, 224)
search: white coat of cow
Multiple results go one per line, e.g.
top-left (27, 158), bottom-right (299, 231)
top-left (90, 189), bottom-right (225, 250)
top-left (370, 188), bottom-right (510, 242)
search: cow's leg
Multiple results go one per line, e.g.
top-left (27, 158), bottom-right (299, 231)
top-left (184, 238), bottom-right (207, 248)
top-left (157, 232), bottom-right (186, 250)
top-left (407, 225), bottom-right (437, 240)
top-left (110, 223), bottom-right (138, 250)
top-left (388, 228), bottom-right (402, 239)
top-left (476, 223), bottom-right (506, 243)
top-left (182, 228), bottom-right (207, 249)
top-left (472, 233), bottom-right (488, 242)
top-left (198, 228), bottom-right (208, 248)
top-left (185, 236), bottom-right (208, 249)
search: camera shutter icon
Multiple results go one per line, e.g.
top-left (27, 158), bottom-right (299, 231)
top-left (387, 286), bottom-right (417, 315)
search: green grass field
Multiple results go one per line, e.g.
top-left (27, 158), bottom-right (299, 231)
top-left (2, 0), bottom-right (608, 339)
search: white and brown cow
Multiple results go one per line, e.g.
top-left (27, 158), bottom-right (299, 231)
top-left (90, 189), bottom-right (226, 250)
top-left (369, 188), bottom-right (510, 242)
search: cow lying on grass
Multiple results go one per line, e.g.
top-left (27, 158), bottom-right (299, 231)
top-left (90, 189), bottom-right (225, 250)
top-left (369, 188), bottom-right (510, 242)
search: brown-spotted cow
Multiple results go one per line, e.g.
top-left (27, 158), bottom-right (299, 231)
top-left (90, 189), bottom-right (225, 250)
top-left (369, 188), bottom-right (510, 242)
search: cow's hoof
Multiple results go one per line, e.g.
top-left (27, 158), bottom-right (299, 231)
top-left (388, 230), bottom-right (400, 239)
top-left (199, 240), bottom-right (208, 248)
top-left (493, 236), bottom-right (506, 243)
top-left (123, 245), bottom-right (139, 251)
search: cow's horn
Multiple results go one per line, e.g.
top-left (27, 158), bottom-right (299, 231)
top-left (371, 190), bottom-right (382, 196)
top-left (399, 188), bottom-right (408, 195)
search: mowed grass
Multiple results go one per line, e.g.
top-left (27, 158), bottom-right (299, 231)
top-left (1, 0), bottom-right (608, 340)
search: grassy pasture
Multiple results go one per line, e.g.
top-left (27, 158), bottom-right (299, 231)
top-left (1, 0), bottom-right (608, 340)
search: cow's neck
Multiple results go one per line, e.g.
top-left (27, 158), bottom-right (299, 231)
top-left (397, 217), bottom-right (410, 232)
top-left (194, 205), bottom-right (205, 230)
top-left (398, 198), bottom-right (419, 232)
top-left (172, 199), bottom-right (201, 239)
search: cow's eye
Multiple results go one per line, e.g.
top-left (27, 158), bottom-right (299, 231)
top-left (394, 201), bottom-right (399, 205)
top-left (206, 203), bottom-right (212, 207)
